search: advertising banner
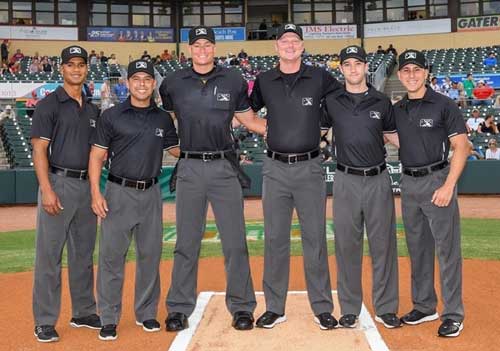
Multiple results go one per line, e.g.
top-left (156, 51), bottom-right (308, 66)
top-left (0, 82), bottom-right (103, 99)
top-left (87, 27), bottom-right (174, 43)
top-left (0, 26), bottom-right (78, 40)
top-left (364, 18), bottom-right (451, 38)
top-left (180, 27), bottom-right (245, 42)
top-left (436, 73), bottom-right (500, 90)
top-left (457, 15), bottom-right (500, 32)
top-left (302, 25), bottom-right (357, 39)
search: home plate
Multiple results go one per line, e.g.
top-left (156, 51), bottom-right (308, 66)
top-left (168, 291), bottom-right (389, 351)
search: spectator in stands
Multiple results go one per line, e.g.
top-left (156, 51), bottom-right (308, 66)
top-left (89, 53), bottom-right (99, 65)
top-left (376, 45), bottom-right (385, 54)
top-left (29, 58), bottom-right (41, 74)
top-left (238, 49), bottom-right (248, 60)
top-left (463, 73), bottom-right (475, 104)
top-left (100, 51), bottom-right (108, 64)
top-left (441, 76), bottom-right (452, 94)
top-left (171, 50), bottom-right (178, 61)
top-left (494, 95), bottom-right (500, 109)
top-left (429, 77), bottom-right (442, 93)
top-left (386, 44), bottom-right (397, 56)
top-left (1, 39), bottom-right (9, 65)
top-left (161, 49), bottom-right (172, 61)
top-left (100, 79), bottom-right (112, 111)
top-left (483, 52), bottom-right (497, 68)
top-left (472, 80), bottom-right (495, 106)
top-left (1, 62), bottom-right (8, 75)
top-left (457, 82), bottom-right (467, 108)
top-left (141, 50), bottom-right (152, 61)
top-left (108, 53), bottom-right (119, 65)
top-left (32, 51), bottom-right (40, 61)
top-left (89, 50), bottom-right (97, 60)
top-left (229, 53), bottom-right (239, 66)
top-left (485, 138), bottom-right (500, 160)
top-left (9, 60), bottom-right (20, 74)
top-left (41, 57), bottom-right (52, 72)
top-left (466, 108), bottom-right (484, 133)
top-left (328, 54), bottom-right (340, 70)
top-left (11, 48), bottom-right (24, 62)
top-left (478, 114), bottom-right (499, 134)
top-left (153, 55), bottom-right (162, 65)
top-left (179, 52), bottom-right (187, 64)
top-left (468, 143), bottom-right (484, 160)
top-left (259, 19), bottom-right (268, 40)
top-left (0, 104), bottom-right (15, 121)
top-left (447, 81), bottom-right (460, 103)
top-left (26, 90), bottom-right (39, 117)
top-left (113, 78), bottom-right (128, 103)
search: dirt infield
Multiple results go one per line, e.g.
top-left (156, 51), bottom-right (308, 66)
top-left (1, 195), bottom-right (499, 232)
top-left (0, 195), bottom-right (499, 351)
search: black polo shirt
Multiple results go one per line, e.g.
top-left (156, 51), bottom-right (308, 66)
top-left (91, 97), bottom-right (178, 180)
top-left (250, 64), bottom-right (341, 154)
top-left (159, 66), bottom-right (250, 152)
top-left (31, 86), bottom-right (99, 170)
top-left (394, 87), bottom-right (467, 168)
top-left (324, 85), bottom-right (396, 167)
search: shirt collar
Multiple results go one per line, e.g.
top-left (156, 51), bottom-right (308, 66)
top-left (331, 83), bottom-right (380, 100)
top-left (269, 63), bottom-right (313, 81)
top-left (119, 96), bottom-right (157, 112)
top-left (401, 86), bottom-right (436, 104)
top-left (55, 85), bottom-right (91, 103)
top-left (181, 65), bottom-right (225, 80)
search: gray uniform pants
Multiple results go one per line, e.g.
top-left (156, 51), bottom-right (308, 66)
top-left (33, 173), bottom-right (97, 326)
top-left (97, 181), bottom-right (163, 325)
top-left (333, 169), bottom-right (399, 316)
top-left (262, 157), bottom-right (333, 316)
top-left (400, 166), bottom-right (464, 322)
top-left (167, 158), bottom-right (256, 316)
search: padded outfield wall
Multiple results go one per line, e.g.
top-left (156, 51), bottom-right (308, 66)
top-left (1, 161), bottom-right (499, 205)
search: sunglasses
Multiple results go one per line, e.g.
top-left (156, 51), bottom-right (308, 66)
top-left (489, 143), bottom-right (497, 146)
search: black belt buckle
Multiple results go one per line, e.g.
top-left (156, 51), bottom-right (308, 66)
top-left (288, 154), bottom-right (298, 164)
top-left (364, 168), bottom-right (374, 176)
top-left (77, 170), bottom-right (87, 180)
top-left (202, 153), bottom-right (211, 162)
top-left (135, 180), bottom-right (147, 191)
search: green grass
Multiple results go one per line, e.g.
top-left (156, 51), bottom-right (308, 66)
top-left (1, 218), bottom-right (499, 273)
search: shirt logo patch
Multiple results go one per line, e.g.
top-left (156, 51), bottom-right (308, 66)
top-left (89, 119), bottom-right (96, 128)
top-left (285, 24), bottom-right (297, 31)
top-left (419, 119), bottom-right (433, 127)
top-left (346, 46), bottom-right (358, 54)
top-left (217, 93), bottom-right (230, 102)
top-left (69, 47), bottom-right (82, 54)
top-left (405, 52), bottom-right (417, 59)
top-left (302, 97), bottom-right (313, 106)
top-left (369, 111), bottom-right (381, 119)
top-left (155, 128), bottom-right (164, 137)
top-left (195, 28), bottom-right (207, 36)
top-left (136, 61), bottom-right (147, 69)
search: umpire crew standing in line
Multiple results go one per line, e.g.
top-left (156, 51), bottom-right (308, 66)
top-left (31, 45), bottom-right (101, 343)
top-left (389, 49), bottom-right (470, 337)
top-left (249, 23), bottom-right (341, 330)
top-left (160, 26), bottom-right (266, 332)
top-left (89, 59), bottom-right (179, 341)
top-left (324, 45), bottom-right (401, 330)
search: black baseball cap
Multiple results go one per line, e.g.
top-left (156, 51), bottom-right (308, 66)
top-left (61, 45), bottom-right (88, 64)
top-left (339, 45), bottom-right (366, 63)
top-left (127, 59), bottom-right (155, 79)
top-left (189, 26), bottom-right (215, 45)
top-left (398, 49), bottom-right (427, 70)
top-left (276, 23), bottom-right (303, 40)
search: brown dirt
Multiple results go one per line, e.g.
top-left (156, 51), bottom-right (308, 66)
top-left (1, 195), bottom-right (499, 232)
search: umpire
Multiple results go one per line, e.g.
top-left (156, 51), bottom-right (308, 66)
top-left (31, 45), bottom-right (101, 343)
top-left (249, 23), bottom-right (340, 330)
top-left (89, 60), bottom-right (179, 341)
top-left (324, 45), bottom-right (401, 329)
top-left (159, 26), bottom-right (266, 332)
top-left (391, 49), bottom-right (470, 337)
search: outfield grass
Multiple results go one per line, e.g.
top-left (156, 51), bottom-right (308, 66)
top-left (0, 218), bottom-right (499, 273)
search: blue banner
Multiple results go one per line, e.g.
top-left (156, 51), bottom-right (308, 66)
top-left (436, 73), bottom-right (500, 89)
top-left (87, 27), bottom-right (174, 43)
top-left (32, 82), bottom-right (104, 100)
top-left (180, 27), bottom-right (246, 42)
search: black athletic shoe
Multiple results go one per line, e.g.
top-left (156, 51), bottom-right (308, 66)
top-left (339, 314), bottom-right (358, 328)
top-left (99, 324), bottom-right (117, 341)
top-left (375, 313), bottom-right (402, 329)
top-left (34, 325), bottom-right (59, 343)
top-left (136, 319), bottom-right (161, 332)
top-left (438, 319), bottom-right (463, 337)
top-left (255, 311), bottom-right (287, 329)
top-left (400, 309), bottom-right (439, 325)
top-left (70, 313), bottom-right (102, 329)
top-left (314, 312), bottom-right (338, 330)
top-left (232, 311), bottom-right (254, 330)
top-left (165, 312), bottom-right (189, 332)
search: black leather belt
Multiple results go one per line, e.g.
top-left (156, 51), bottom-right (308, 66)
top-left (50, 166), bottom-right (87, 180)
top-left (403, 160), bottom-right (449, 177)
top-left (336, 163), bottom-right (387, 176)
top-left (180, 151), bottom-right (227, 161)
top-left (267, 149), bottom-right (320, 164)
top-left (107, 173), bottom-right (158, 191)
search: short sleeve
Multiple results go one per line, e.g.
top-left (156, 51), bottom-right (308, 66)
top-left (163, 113), bottom-right (179, 150)
top-left (249, 76), bottom-right (265, 112)
top-left (383, 100), bottom-right (397, 133)
top-left (235, 75), bottom-right (251, 113)
top-left (159, 77), bottom-right (174, 112)
top-left (30, 102), bottom-right (55, 141)
top-left (320, 105), bottom-right (332, 131)
top-left (444, 99), bottom-right (467, 138)
top-left (91, 109), bottom-right (114, 149)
